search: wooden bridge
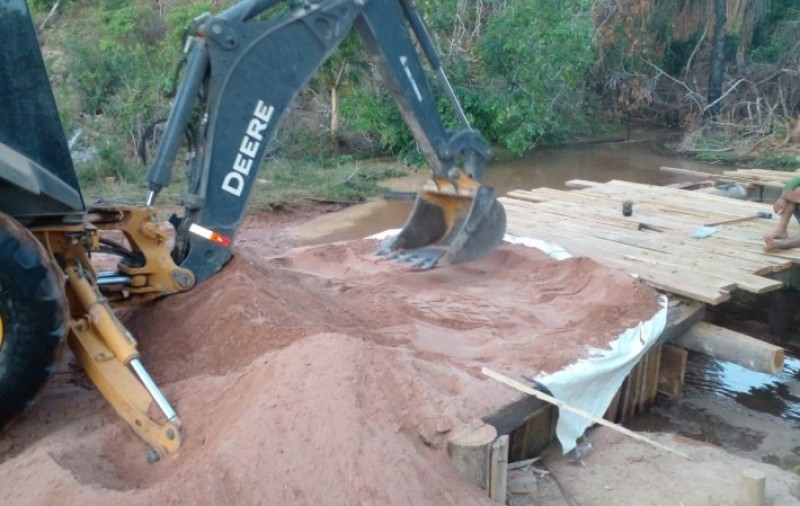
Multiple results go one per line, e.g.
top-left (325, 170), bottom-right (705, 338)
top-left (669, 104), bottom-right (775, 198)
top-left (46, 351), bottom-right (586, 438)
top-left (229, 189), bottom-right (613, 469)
top-left (501, 178), bottom-right (800, 305)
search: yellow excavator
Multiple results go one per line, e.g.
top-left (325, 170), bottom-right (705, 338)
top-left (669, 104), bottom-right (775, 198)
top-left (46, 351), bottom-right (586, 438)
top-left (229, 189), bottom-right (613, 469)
top-left (0, 0), bottom-right (506, 461)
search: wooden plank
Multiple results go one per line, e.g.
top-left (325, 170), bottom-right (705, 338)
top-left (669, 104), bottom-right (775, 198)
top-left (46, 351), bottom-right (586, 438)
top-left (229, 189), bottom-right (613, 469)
top-left (583, 181), bottom-right (771, 217)
top-left (604, 388), bottom-right (622, 423)
top-left (564, 179), bottom-right (604, 189)
top-left (506, 215), bottom-right (734, 299)
top-left (658, 345), bottom-right (688, 397)
top-left (724, 168), bottom-right (800, 181)
top-left (506, 217), bottom-right (731, 304)
top-left (504, 190), bottom-right (800, 267)
top-left (483, 395), bottom-right (547, 437)
top-left (489, 436), bottom-right (509, 504)
top-left (644, 346), bottom-right (663, 407)
top-left (595, 180), bottom-right (773, 213)
top-left (504, 207), bottom-right (781, 294)
top-left (503, 200), bottom-right (784, 286)
top-left (592, 180), bottom-right (770, 214)
top-left (509, 187), bottom-right (777, 240)
top-left (660, 166), bottom-right (729, 179)
top-left (621, 361), bottom-right (642, 419)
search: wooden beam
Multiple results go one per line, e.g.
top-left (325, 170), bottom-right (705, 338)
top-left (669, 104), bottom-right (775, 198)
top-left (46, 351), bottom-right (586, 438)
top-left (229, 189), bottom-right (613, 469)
top-left (657, 345), bottom-right (688, 397)
top-left (671, 322), bottom-right (785, 374)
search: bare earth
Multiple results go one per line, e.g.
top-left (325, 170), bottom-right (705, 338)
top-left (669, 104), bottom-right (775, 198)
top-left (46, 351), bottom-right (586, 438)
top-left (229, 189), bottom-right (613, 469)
top-left (1, 209), bottom-right (799, 505)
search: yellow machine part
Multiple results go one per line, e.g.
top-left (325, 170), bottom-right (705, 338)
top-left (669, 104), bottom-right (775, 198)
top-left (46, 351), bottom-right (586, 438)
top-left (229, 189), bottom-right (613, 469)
top-left (66, 264), bottom-right (181, 457)
top-left (33, 208), bottom-right (188, 460)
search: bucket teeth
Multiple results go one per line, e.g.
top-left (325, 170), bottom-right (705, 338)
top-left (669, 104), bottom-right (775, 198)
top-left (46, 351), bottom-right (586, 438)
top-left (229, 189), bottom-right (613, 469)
top-left (375, 240), bottom-right (443, 270)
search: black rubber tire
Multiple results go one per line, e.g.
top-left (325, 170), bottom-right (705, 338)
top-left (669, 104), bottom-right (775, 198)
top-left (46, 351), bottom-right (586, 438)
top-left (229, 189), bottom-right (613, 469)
top-left (0, 213), bottom-right (68, 430)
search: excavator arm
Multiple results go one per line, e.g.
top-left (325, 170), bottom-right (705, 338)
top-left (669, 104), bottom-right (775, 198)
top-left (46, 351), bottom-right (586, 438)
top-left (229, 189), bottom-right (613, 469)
top-left (145, 0), bottom-right (505, 281)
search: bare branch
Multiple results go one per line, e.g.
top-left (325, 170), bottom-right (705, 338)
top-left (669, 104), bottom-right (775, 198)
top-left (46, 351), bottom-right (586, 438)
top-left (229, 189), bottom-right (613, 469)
top-left (703, 79), bottom-right (748, 112)
top-left (38, 0), bottom-right (62, 31)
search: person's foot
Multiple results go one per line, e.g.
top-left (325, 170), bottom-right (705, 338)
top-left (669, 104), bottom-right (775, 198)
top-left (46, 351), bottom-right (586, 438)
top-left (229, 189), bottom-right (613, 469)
top-left (764, 235), bottom-right (786, 252)
top-left (768, 229), bottom-right (788, 239)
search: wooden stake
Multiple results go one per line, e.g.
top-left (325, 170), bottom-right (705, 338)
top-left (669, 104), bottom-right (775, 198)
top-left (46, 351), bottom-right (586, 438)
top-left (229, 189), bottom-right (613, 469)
top-left (489, 435), bottom-right (509, 504)
top-left (739, 468), bottom-right (766, 506)
top-left (481, 367), bottom-right (691, 460)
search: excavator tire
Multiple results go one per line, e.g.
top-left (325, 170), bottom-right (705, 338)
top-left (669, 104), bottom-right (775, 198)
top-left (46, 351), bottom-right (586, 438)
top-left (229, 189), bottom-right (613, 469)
top-left (0, 213), bottom-right (68, 430)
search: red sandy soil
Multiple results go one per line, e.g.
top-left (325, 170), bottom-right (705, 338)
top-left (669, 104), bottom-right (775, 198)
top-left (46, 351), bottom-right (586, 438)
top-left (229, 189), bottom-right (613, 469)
top-left (4, 209), bottom-right (787, 506)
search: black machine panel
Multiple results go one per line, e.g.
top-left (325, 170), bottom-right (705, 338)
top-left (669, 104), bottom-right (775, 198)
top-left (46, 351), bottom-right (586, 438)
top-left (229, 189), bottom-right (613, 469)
top-left (0, 0), bottom-right (83, 210)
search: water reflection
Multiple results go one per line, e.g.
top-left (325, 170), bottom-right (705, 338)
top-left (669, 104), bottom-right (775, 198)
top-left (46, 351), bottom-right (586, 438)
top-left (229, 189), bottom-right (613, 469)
top-left (685, 354), bottom-right (800, 421)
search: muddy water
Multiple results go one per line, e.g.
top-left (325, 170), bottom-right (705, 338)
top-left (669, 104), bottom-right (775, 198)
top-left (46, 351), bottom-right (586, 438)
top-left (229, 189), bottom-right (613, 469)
top-left (290, 134), bottom-right (725, 245)
top-left (685, 354), bottom-right (800, 421)
top-left (481, 136), bottom-right (724, 196)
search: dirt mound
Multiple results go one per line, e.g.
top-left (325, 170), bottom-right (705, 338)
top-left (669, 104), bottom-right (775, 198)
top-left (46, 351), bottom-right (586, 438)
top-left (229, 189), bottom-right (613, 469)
top-left (1, 238), bottom-right (660, 506)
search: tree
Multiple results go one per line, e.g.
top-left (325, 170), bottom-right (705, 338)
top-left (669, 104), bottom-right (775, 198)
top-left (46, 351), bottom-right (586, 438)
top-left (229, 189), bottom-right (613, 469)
top-left (473, 0), bottom-right (596, 154)
top-left (706, 0), bottom-right (727, 119)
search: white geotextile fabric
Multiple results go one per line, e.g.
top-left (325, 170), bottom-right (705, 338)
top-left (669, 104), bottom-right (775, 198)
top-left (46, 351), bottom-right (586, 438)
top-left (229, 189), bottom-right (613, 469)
top-left (371, 230), bottom-right (668, 453)
top-left (506, 233), bottom-right (668, 453)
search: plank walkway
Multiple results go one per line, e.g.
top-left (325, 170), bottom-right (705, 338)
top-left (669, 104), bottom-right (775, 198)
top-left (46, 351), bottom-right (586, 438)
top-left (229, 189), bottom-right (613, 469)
top-left (502, 179), bottom-right (800, 305)
top-left (661, 166), bottom-right (800, 189)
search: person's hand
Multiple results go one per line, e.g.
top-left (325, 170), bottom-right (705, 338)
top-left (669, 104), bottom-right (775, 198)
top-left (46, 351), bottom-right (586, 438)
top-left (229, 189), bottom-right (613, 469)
top-left (774, 196), bottom-right (787, 214)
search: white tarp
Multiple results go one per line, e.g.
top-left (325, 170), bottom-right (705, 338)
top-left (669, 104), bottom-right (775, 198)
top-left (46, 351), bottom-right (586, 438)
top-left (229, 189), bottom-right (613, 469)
top-left (372, 230), bottom-right (668, 453)
top-left (506, 233), bottom-right (668, 453)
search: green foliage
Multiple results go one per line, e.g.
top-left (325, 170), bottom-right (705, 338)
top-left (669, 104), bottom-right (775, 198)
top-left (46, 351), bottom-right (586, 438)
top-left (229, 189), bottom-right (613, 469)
top-left (339, 86), bottom-right (416, 156)
top-left (750, 0), bottom-right (800, 63)
top-left (757, 151), bottom-right (800, 170)
top-left (248, 158), bottom-right (408, 210)
top-left (472, 0), bottom-right (596, 154)
top-left (57, 0), bottom-right (193, 187)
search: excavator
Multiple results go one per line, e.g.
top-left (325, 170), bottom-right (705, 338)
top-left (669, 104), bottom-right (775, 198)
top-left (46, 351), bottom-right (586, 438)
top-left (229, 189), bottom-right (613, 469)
top-left (0, 0), bottom-right (506, 461)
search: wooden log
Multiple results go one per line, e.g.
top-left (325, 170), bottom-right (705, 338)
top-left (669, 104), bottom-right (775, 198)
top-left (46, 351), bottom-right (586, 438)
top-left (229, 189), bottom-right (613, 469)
top-left (672, 322), bottom-right (785, 374)
top-left (447, 424), bottom-right (497, 490)
top-left (739, 468), bottom-right (766, 506)
top-left (658, 345), bottom-right (688, 397)
top-left (489, 435), bottom-right (509, 504)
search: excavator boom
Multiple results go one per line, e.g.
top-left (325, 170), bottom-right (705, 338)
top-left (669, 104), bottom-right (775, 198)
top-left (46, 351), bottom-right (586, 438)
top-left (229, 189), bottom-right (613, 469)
top-left (145, 0), bottom-right (506, 280)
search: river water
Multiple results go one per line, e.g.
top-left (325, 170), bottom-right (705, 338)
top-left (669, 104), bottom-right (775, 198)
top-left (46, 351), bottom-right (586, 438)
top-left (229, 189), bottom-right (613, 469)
top-left (482, 135), bottom-right (724, 195)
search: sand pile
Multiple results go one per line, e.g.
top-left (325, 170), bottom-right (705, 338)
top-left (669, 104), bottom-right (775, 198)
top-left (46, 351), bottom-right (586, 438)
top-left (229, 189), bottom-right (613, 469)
top-left (0, 239), bottom-right (660, 505)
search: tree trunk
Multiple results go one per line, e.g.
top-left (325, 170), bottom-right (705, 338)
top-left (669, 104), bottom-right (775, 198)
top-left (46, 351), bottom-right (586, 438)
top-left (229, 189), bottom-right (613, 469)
top-left (706, 0), bottom-right (727, 120)
top-left (330, 85), bottom-right (339, 139)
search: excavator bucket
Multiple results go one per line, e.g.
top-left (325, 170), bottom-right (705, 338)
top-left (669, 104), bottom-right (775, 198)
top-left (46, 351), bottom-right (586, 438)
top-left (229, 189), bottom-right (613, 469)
top-left (377, 171), bottom-right (506, 269)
